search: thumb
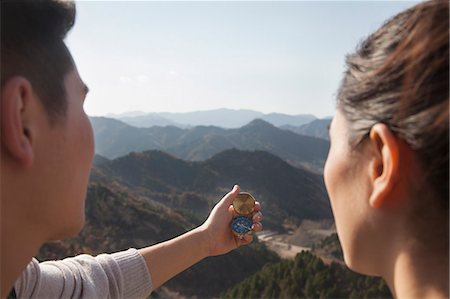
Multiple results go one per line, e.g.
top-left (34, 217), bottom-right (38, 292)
top-left (218, 185), bottom-right (240, 208)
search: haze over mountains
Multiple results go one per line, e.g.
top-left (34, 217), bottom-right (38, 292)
top-left (91, 117), bottom-right (330, 172)
top-left (281, 118), bottom-right (331, 141)
top-left (106, 108), bottom-right (321, 129)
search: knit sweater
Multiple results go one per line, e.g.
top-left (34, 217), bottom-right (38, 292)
top-left (14, 248), bottom-right (153, 299)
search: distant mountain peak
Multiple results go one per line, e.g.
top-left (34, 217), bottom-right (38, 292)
top-left (244, 118), bottom-right (275, 128)
top-left (239, 119), bottom-right (279, 135)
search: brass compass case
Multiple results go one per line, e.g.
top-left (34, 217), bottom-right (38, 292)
top-left (230, 192), bottom-right (256, 238)
top-left (232, 192), bottom-right (256, 215)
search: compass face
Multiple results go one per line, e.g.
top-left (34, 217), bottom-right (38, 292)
top-left (231, 216), bottom-right (253, 235)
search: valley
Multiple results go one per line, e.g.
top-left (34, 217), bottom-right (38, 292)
top-left (257, 219), bottom-right (336, 260)
top-left (37, 115), bottom-right (391, 298)
top-left (257, 231), bottom-right (311, 259)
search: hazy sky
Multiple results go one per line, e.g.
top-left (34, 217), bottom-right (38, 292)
top-left (67, 1), bottom-right (418, 118)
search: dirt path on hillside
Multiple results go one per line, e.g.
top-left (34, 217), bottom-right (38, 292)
top-left (258, 231), bottom-right (310, 259)
top-left (256, 220), bottom-right (336, 259)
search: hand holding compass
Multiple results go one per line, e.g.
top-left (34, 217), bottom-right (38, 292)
top-left (230, 192), bottom-right (261, 239)
top-left (199, 185), bottom-right (262, 256)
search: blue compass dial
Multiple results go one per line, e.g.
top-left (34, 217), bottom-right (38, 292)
top-left (231, 216), bottom-right (253, 235)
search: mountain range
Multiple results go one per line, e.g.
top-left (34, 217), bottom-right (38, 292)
top-left (91, 149), bottom-right (332, 230)
top-left (91, 117), bottom-right (330, 172)
top-left (39, 147), bottom-right (332, 298)
top-left (36, 124), bottom-right (392, 299)
top-left (281, 118), bottom-right (331, 141)
top-left (108, 108), bottom-right (318, 129)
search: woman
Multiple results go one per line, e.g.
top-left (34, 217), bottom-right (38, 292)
top-left (324, 1), bottom-right (448, 298)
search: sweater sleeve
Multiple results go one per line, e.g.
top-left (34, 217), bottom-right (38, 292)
top-left (14, 248), bottom-right (153, 299)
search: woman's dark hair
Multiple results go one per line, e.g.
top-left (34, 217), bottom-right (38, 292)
top-left (1, 0), bottom-right (76, 123)
top-left (337, 0), bottom-right (449, 204)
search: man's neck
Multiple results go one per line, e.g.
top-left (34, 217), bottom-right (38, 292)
top-left (1, 213), bottom-right (43, 298)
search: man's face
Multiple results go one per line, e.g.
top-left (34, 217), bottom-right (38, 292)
top-left (34, 66), bottom-right (94, 240)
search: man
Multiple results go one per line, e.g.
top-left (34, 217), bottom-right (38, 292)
top-left (0, 1), bottom-right (262, 297)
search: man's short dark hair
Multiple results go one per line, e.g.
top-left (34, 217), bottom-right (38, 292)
top-left (1, 0), bottom-right (76, 123)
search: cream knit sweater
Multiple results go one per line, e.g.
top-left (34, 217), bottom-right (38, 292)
top-left (14, 248), bottom-right (153, 299)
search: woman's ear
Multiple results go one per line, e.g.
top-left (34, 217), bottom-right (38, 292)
top-left (367, 123), bottom-right (400, 208)
top-left (1, 77), bottom-right (35, 167)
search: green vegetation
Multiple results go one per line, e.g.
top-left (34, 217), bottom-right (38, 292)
top-left (38, 183), bottom-right (193, 259)
top-left (311, 233), bottom-right (344, 263)
top-left (222, 251), bottom-right (392, 299)
top-left (162, 239), bottom-right (281, 298)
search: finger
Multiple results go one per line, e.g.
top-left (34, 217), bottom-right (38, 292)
top-left (244, 233), bottom-right (253, 244)
top-left (252, 222), bottom-right (263, 232)
top-left (252, 212), bottom-right (262, 223)
top-left (218, 185), bottom-right (240, 208)
top-left (254, 201), bottom-right (261, 212)
top-left (237, 233), bottom-right (253, 246)
top-left (228, 205), bottom-right (235, 214)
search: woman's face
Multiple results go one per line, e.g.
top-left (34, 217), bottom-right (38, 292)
top-left (324, 110), bottom-right (378, 274)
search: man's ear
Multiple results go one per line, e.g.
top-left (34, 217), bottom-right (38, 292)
top-left (367, 123), bottom-right (400, 208)
top-left (1, 77), bottom-right (35, 167)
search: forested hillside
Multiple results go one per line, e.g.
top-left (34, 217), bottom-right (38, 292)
top-left (38, 183), bottom-right (281, 298)
top-left (91, 149), bottom-right (332, 230)
top-left (222, 251), bottom-right (391, 299)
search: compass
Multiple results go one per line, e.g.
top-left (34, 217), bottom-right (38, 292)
top-left (232, 192), bottom-right (256, 215)
top-left (231, 216), bottom-right (253, 236)
top-left (231, 192), bottom-right (256, 238)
